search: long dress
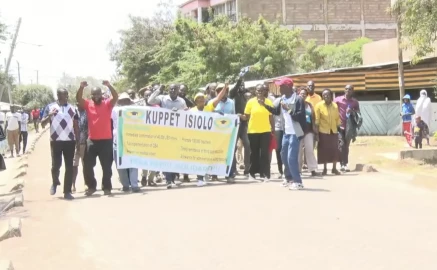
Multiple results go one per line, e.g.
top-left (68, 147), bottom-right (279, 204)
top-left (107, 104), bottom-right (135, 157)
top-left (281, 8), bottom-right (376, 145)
top-left (415, 89), bottom-right (432, 127)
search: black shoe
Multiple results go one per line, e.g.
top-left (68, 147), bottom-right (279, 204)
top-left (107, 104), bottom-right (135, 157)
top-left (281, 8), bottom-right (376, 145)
top-left (121, 187), bottom-right (130, 192)
top-left (332, 169), bottom-right (341, 175)
top-left (63, 193), bottom-right (74, 200)
top-left (132, 187), bottom-right (141, 193)
top-left (103, 190), bottom-right (112, 196)
top-left (322, 169), bottom-right (327, 176)
top-left (166, 183), bottom-right (172, 189)
top-left (50, 185), bottom-right (57, 195)
top-left (85, 188), bottom-right (96, 196)
top-left (311, 171), bottom-right (319, 177)
top-left (182, 175), bottom-right (190, 183)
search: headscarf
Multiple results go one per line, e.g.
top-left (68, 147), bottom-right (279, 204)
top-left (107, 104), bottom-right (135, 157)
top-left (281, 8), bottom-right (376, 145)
top-left (415, 89), bottom-right (432, 126)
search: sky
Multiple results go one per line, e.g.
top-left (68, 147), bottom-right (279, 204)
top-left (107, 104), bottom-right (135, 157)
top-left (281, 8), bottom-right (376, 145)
top-left (0, 0), bottom-right (185, 90)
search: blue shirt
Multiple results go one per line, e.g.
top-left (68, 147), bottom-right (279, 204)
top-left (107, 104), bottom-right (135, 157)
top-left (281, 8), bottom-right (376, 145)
top-left (213, 98), bottom-right (235, 114)
top-left (402, 103), bottom-right (415, 122)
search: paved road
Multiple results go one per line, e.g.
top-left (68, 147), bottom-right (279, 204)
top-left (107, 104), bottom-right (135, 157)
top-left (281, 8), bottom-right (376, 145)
top-left (1, 133), bottom-right (437, 270)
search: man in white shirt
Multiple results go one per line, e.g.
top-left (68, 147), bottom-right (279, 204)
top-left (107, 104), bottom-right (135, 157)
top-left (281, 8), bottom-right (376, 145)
top-left (19, 110), bottom-right (29, 154)
top-left (5, 107), bottom-right (21, 158)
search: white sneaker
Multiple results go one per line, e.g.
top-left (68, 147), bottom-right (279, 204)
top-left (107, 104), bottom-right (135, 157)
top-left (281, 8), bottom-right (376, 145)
top-left (289, 183), bottom-right (304, 190)
top-left (340, 165), bottom-right (345, 172)
top-left (344, 164), bottom-right (350, 172)
top-left (281, 180), bottom-right (289, 187)
top-left (263, 177), bottom-right (270, 183)
top-left (197, 180), bottom-right (206, 187)
top-left (249, 174), bottom-right (257, 181)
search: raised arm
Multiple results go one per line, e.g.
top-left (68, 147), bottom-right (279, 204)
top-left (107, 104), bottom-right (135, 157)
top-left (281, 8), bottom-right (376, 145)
top-left (229, 78), bottom-right (243, 99)
top-left (147, 88), bottom-right (162, 106)
top-left (76, 81), bottom-right (88, 108)
top-left (103, 80), bottom-right (118, 107)
top-left (210, 84), bottom-right (228, 108)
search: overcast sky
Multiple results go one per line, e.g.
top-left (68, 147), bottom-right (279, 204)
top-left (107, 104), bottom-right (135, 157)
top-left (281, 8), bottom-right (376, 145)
top-left (0, 0), bottom-right (184, 90)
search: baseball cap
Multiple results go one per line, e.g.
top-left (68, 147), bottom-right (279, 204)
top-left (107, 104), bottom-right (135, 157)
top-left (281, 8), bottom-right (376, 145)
top-left (119, 92), bottom-right (133, 101)
top-left (274, 77), bottom-right (294, 86)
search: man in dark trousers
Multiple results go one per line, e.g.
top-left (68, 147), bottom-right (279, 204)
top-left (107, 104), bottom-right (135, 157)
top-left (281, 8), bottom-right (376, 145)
top-left (76, 81), bottom-right (118, 196)
top-left (41, 88), bottom-right (79, 200)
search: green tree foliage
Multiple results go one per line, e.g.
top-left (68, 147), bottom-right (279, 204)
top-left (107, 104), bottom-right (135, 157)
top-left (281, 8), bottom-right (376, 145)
top-left (392, 0), bottom-right (437, 61)
top-left (12, 84), bottom-right (55, 109)
top-left (152, 15), bottom-right (301, 91)
top-left (58, 73), bottom-right (103, 98)
top-left (297, 37), bottom-right (372, 73)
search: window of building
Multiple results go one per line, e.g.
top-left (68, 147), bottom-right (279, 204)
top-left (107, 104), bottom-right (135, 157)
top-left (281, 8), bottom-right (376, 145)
top-left (213, 3), bottom-right (226, 16)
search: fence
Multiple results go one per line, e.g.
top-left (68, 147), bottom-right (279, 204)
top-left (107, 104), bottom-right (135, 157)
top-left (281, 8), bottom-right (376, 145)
top-left (358, 101), bottom-right (437, 136)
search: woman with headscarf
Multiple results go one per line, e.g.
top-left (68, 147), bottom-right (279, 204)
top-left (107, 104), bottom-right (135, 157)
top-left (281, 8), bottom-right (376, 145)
top-left (315, 89), bottom-right (341, 175)
top-left (415, 89), bottom-right (432, 145)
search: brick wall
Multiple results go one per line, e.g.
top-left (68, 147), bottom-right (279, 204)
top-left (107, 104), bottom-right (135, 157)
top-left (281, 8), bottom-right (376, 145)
top-left (239, 0), bottom-right (395, 44)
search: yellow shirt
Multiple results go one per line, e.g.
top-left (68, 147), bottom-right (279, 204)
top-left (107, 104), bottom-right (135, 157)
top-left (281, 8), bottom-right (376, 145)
top-left (190, 103), bottom-right (214, 112)
top-left (306, 93), bottom-right (322, 108)
top-left (244, 97), bottom-right (273, 134)
top-left (315, 101), bottom-right (341, 134)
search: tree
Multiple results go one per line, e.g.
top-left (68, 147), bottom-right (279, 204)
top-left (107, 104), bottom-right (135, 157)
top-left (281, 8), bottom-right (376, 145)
top-left (392, 0), bottom-right (437, 61)
top-left (12, 84), bottom-right (55, 109)
top-left (152, 15), bottom-right (302, 92)
top-left (58, 73), bottom-right (104, 98)
top-left (109, 0), bottom-right (175, 89)
top-left (297, 37), bottom-right (372, 73)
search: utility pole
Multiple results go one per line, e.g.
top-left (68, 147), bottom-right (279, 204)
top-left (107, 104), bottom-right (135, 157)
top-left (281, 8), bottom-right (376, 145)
top-left (0, 18), bottom-right (22, 103)
top-left (36, 70), bottom-right (39, 84)
top-left (392, 1), bottom-right (405, 107)
top-left (17, 61), bottom-right (21, 84)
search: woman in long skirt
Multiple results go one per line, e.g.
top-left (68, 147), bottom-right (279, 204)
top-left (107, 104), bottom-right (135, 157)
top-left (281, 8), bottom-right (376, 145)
top-left (314, 89), bottom-right (341, 175)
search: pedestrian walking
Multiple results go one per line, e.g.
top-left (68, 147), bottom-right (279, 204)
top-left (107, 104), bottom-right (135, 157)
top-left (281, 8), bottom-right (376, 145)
top-left (5, 107), bottom-right (21, 158)
top-left (72, 103), bottom-right (88, 193)
top-left (41, 88), bottom-right (79, 200)
top-left (76, 80), bottom-right (119, 196)
top-left (19, 110), bottom-right (29, 154)
top-left (31, 106), bottom-right (40, 133)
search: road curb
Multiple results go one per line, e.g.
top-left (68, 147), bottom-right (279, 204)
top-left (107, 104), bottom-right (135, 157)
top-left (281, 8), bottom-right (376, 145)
top-left (0, 128), bottom-right (47, 214)
top-left (0, 218), bottom-right (22, 242)
top-left (0, 260), bottom-right (14, 270)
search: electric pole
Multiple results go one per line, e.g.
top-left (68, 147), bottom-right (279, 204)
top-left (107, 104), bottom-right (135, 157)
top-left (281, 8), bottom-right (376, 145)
top-left (17, 61), bottom-right (21, 84)
top-left (36, 70), bottom-right (39, 84)
top-left (0, 18), bottom-right (22, 103)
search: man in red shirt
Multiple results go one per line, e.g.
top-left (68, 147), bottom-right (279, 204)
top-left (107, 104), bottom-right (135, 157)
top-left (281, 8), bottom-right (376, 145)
top-left (76, 80), bottom-right (118, 196)
top-left (31, 106), bottom-right (40, 133)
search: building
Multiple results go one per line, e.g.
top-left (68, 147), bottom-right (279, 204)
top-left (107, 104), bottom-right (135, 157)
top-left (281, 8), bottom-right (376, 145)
top-left (179, 0), bottom-right (397, 44)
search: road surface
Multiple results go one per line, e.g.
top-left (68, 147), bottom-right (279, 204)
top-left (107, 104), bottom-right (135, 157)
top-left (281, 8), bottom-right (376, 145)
top-left (1, 133), bottom-right (437, 270)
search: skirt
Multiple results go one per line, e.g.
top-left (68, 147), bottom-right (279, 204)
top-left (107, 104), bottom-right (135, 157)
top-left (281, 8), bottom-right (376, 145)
top-left (317, 132), bottom-right (339, 164)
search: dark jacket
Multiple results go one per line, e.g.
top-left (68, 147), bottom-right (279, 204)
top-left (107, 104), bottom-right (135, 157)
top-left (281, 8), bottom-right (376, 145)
top-left (264, 93), bottom-right (306, 139)
top-left (228, 78), bottom-right (245, 114)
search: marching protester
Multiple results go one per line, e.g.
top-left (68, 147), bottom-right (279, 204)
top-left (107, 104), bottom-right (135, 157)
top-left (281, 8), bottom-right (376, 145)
top-left (76, 81), bottom-right (118, 196)
top-left (229, 67), bottom-right (251, 175)
top-left (334, 85), bottom-right (360, 172)
top-left (72, 103), bottom-right (88, 193)
top-left (179, 84), bottom-right (194, 108)
top-left (41, 88), bottom-right (79, 200)
top-left (148, 83), bottom-right (187, 189)
top-left (112, 92), bottom-right (141, 192)
top-left (0, 124), bottom-right (5, 171)
top-left (415, 89), bottom-right (432, 145)
top-left (205, 83), bottom-right (217, 103)
top-left (315, 89), bottom-right (341, 175)
top-left (298, 88), bottom-right (319, 177)
top-left (272, 95), bottom-right (284, 179)
top-left (244, 84), bottom-right (274, 181)
top-left (191, 86), bottom-right (228, 186)
top-left (19, 110), bottom-right (29, 155)
top-left (265, 78), bottom-right (305, 189)
top-left (401, 94), bottom-right (415, 147)
top-left (306, 81), bottom-right (322, 108)
top-left (126, 89), bottom-right (137, 102)
top-left (5, 106), bottom-right (21, 158)
top-left (31, 106), bottom-right (40, 133)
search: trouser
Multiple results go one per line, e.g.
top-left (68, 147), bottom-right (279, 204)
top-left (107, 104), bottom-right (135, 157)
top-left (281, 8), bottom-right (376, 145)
top-left (164, 172), bottom-right (177, 185)
top-left (298, 133), bottom-right (318, 172)
top-left (402, 121), bottom-right (413, 147)
top-left (72, 143), bottom-right (86, 187)
top-left (142, 170), bottom-right (156, 181)
top-left (7, 129), bottom-right (20, 153)
top-left (33, 118), bottom-right (39, 132)
top-left (83, 139), bottom-right (113, 191)
top-left (118, 168), bottom-right (139, 188)
top-left (281, 134), bottom-right (302, 184)
top-left (19, 131), bottom-right (28, 153)
top-left (274, 130), bottom-right (284, 175)
top-left (51, 141), bottom-right (76, 194)
top-left (248, 132), bottom-right (271, 178)
top-left (339, 129), bottom-right (352, 166)
top-left (238, 122), bottom-right (251, 172)
top-left (415, 137), bottom-right (423, 149)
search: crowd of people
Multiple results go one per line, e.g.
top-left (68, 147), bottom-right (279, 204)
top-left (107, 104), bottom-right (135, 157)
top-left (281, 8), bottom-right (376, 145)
top-left (35, 67), bottom-right (366, 200)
